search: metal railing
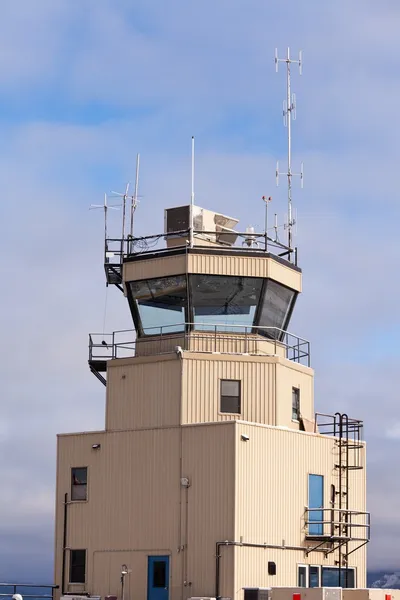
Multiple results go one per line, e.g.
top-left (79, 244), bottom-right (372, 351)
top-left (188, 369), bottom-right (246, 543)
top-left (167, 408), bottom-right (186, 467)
top-left (0, 584), bottom-right (59, 600)
top-left (315, 412), bottom-right (364, 440)
top-left (89, 323), bottom-right (310, 366)
top-left (304, 507), bottom-right (371, 542)
top-left (104, 228), bottom-right (297, 263)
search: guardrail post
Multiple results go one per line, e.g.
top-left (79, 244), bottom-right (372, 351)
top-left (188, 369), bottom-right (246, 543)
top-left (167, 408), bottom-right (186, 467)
top-left (214, 325), bottom-right (217, 353)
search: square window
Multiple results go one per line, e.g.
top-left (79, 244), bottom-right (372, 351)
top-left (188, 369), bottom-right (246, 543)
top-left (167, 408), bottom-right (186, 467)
top-left (292, 387), bottom-right (300, 421)
top-left (71, 467), bottom-right (87, 501)
top-left (220, 380), bottom-right (241, 414)
top-left (70, 549), bottom-right (86, 584)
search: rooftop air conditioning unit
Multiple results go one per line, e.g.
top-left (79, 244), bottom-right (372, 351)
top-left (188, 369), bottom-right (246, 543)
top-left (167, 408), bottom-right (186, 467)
top-left (164, 205), bottom-right (239, 248)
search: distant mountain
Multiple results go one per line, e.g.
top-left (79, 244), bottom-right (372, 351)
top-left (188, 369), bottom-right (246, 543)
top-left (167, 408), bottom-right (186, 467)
top-left (368, 572), bottom-right (400, 589)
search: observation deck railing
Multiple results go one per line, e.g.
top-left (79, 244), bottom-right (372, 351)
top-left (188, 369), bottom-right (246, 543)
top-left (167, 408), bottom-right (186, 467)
top-left (88, 324), bottom-right (310, 368)
top-left (304, 507), bottom-right (371, 542)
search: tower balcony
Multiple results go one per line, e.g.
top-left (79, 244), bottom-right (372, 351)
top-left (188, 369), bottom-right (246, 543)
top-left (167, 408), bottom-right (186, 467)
top-left (88, 323), bottom-right (310, 379)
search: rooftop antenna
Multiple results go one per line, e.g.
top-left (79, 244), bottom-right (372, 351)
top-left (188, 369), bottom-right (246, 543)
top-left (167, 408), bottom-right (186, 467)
top-left (111, 182), bottom-right (130, 257)
top-left (128, 153), bottom-right (141, 253)
top-left (190, 136), bottom-right (195, 248)
top-left (89, 193), bottom-right (120, 244)
top-left (275, 47), bottom-right (303, 254)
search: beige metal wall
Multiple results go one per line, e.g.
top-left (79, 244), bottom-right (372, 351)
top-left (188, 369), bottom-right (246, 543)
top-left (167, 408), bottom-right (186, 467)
top-left (181, 354), bottom-right (314, 428)
top-left (105, 352), bottom-right (314, 432)
top-left (54, 422), bottom-right (236, 600)
top-left (122, 251), bottom-right (301, 293)
top-left (106, 355), bottom-right (182, 430)
top-left (187, 253), bottom-right (302, 292)
top-left (276, 362), bottom-right (315, 427)
top-left (233, 422), bottom-right (367, 597)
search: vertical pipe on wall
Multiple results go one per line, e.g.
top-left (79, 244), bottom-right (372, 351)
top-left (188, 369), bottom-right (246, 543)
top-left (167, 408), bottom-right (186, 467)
top-left (62, 493), bottom-right (68, 595)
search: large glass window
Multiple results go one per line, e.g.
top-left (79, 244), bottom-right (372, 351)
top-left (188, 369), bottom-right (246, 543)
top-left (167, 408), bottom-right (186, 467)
top-left (258, 279), bottom-right (295, 338)
top-left (129, 276), bottom-right (187, 334)
top-left (322, 567), bottom-right (355, 588)
top-left (190, 275), bottom-right (263, 331)
top-left (308, 474), bottom-right (324, 536)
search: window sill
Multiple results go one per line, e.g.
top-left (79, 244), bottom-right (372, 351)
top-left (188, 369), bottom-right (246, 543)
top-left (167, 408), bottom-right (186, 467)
top-left (219, 412), bottom-right (241, 417)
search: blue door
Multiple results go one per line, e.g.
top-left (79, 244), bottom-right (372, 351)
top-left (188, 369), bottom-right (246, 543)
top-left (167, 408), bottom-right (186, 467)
top-left (308, 474), bottom-right (324, 535)
top-left (147, 556), bottom-right (169, 600)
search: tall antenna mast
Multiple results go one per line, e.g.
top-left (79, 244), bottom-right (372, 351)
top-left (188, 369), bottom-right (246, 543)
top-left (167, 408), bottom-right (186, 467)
top-left (130, 153), bottom-right (140, 238)
top-left (275, 47), bottom-right (303, 253)
top-left (190, 136), bottom-right (195, 248)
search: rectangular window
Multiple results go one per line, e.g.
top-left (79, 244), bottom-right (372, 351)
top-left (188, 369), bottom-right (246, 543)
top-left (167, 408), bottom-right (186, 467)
top-left (322, 567), bottom-right (355, 588)
top-left (309, 566), bottom-right (320, 588)
top-left (153, 560), bottom-right (167, 588)
top-left (220, 380), bottom-right (241, 414)
top-left (308, 474), bottom-right (324, 535)
top-left (292, 387), bottom-right (300, 421)
top-left (298, 565), bottom-right (307, 587)
top-left (71, 467), bottom-right (87, 501)
top-left (70, 549), bottom-right (86, 584)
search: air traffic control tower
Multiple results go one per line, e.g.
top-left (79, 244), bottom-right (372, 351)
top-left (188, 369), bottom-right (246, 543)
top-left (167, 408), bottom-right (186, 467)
top-left (54, 202), bottom-right (370, 600)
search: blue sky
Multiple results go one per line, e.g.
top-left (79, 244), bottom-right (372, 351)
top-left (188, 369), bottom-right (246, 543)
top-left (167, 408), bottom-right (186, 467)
top-left (1, 0), bottom-right (400, 582)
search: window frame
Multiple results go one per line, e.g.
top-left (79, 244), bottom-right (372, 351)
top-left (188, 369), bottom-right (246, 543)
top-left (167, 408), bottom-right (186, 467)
top-left (297, 564), bottom-right (308, 587)
top-left (71, 467), bottom-right (88, 502)
top-left (321, 566), bottom-right (356, 588)
top-left (309, 565), bottom-right (321, 588)
top-left (292, 387), bottom-right (300, 421)
top-left (69, 549), bottom-right (87, 584)
top-left (220, 379), bottom-right (241, 415)
top-left (308, 473), bottom-right (324, 536)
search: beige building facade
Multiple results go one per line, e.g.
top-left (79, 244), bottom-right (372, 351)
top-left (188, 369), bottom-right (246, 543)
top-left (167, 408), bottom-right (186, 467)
top-left (54, 209), bottom-right (370, 600)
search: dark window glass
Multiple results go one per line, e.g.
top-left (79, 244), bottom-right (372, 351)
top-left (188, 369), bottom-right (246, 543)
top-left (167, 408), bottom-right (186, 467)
top-left (309, 566), bottom-right (320, 588)
top-left (298, 565), bottom-right (307, 587)
top-left (322, 567), bottom-right (355, 588)
top-left (70, 549), bottom-right (86, 584)
top-left (258, 279), bottom-right (295, 338)
top-left (190, 275), bottom-right (263, 332)
top-left (129, 276), bottom-right (187, 334)
top-left (220, 380), bottom-right (241, 414)
top-left (153, 561), bottom-right (166, 588)
top-left (292, 387), bottom-right (300, 421)
top-left (71, 467), bottom-right (87, 501)
top-left (308, 474), bottom-right (324, 535)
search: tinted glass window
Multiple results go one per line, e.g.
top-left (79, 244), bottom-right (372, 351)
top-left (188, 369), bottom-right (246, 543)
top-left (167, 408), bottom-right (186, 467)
top-left (298, 566), bottom-right (307, 587)
top-left (220, 380), bottom-right (241, 414)
top-left (322, 567), bottom-right (355, 588)
top-left (191, 275), bottom-right (263, 331)
top-left (153, 561), bottom-right (166, 588)
top-left (70, 549), bottom-right (86, 584)
top-left (309, 566), bottom-right (320, 588)
top-left (129, 276), bottom-right (187, 334)
top-left (71, 467), bottom-right (87, 501)
top-left (258, 279), bottom-right (295, 338)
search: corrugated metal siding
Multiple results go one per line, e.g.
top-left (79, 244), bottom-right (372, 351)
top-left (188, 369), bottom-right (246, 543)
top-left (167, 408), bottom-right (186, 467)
top-left (123, 255), bottom-right (187, 282)
top-left (55, 422), bottom-right (237, 600)
top-left (182, 422), bottom-right (236, 599)
top-left (182, 356), bottom-right (277, 426)
top-left (106, 357), bottom-right (181, 430)
top-left (276, 363), bottom-right (315, 426)
top-left (188, 254), bottom-right (302, 291)
top-left (234, 422), bottom-right (367, 596)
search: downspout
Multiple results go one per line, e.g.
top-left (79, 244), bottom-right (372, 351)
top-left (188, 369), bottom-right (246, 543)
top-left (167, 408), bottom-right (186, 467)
top-left (62, 493), bottom-right (68, 595)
